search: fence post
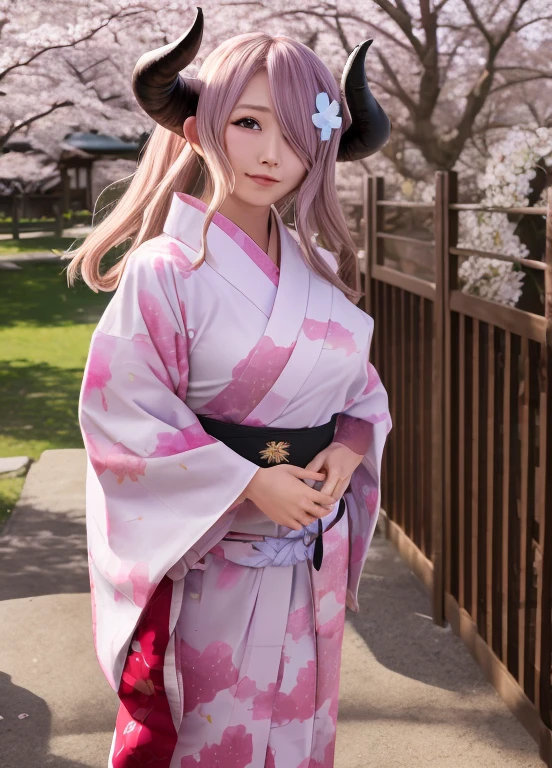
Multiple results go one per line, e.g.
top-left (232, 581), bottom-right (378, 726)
top-left (539, 183), bottom-right (552, 763)
top-left (363, 176), bottom-right (384, 315)
top-left (363, 176), bottom-right (371, 314)
top-left (11, 194), bottom-right (20, 240)
top-left (52, 201), bottom-right (64, 237)
top-left (432, 171), bottom-right (457, 626)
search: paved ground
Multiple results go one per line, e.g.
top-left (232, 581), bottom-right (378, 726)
top-left (0, 226), bottom-right (92, 243)
top-left (0, 449), bottom-right (544, 767)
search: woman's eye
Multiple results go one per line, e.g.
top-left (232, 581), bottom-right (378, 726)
top-left (234, 117), bottom-right (261, 130)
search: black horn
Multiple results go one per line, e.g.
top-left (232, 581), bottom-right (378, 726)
top-left (131, 6), bottom-right (204, 136)
top-left (337, 39), bottom-right (391, 162)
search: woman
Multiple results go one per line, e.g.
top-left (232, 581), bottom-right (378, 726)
top-left (70, 7), bottom-right (392, 767)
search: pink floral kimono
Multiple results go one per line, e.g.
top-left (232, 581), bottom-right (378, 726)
top-left (78, 192), bottom-right (391, 767)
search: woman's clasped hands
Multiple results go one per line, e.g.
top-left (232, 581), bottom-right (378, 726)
top-left (236, 440), bottom-right (364, 531)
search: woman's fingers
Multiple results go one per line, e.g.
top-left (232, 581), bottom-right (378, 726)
top-left (307, 487), bottom-right (337, 506)
top-left (303, 499), bottom-right (332, 518)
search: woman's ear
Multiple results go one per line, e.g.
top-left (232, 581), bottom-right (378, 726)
top-left (183, 116), bottom-right (204, 158)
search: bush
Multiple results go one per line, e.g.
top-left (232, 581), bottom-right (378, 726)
top-left (0, 216), bottom-right (55, 224)
top-left (0, 210), bottom-right (92, 224)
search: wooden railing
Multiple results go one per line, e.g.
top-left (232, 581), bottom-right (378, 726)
top-left (362, 171), bottom-right (552, 765)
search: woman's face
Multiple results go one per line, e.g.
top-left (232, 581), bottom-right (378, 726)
top-left (223, 69), bottom-right (308, 206)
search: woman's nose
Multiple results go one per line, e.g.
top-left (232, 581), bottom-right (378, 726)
top-left (260, 130), bottom-right (282, 167)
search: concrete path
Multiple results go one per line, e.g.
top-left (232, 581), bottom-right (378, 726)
top-left (0, 449), bottom-right (544, 767)
top-left (0, 226), bottom-right (92, 243)
top-left (0, 226), bottom-right (93, 269)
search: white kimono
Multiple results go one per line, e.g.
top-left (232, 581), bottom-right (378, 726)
top-left (79, 191), bottom-right (391, 768)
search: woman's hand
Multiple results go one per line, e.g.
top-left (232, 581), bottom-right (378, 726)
top-left (304, 441), bottom-right (364, 500)
top-left (239, 465), bottom-right (338, 531)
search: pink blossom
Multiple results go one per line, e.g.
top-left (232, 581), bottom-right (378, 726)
top-left (105, 443), bottom-right (147, 483)
top-left (297, 741), bottom-right (336, 768)
top-left (363, 362), bottom-right (382, 395)
top-left (83, 431), bottom-right (107, 476)
top-left (317, 608), bottom-right (345, 641)
top-left (111, 561), bottom-right (151, 608)
top-left (166, 240), bottom-right (196, 280)
top-left (203, 336), bottom-right (296, 422)
top-left (234, 676), bottom-right (258, 702)
top-left (286, 604), bottom-right (313, 641)
top-left (312, 526), bottom-right (348, 603)
top-left (333, 414), bottom-right (372, 455)
top-left (82, 333), bottom-right (117, 411)
top-left (131, 332), bottom-right (173, 389)
top-left (151, 422), bottom-right (216, 457)
top-left (180, 641), bottom-right (239, 713)
top-left (137, 288), bottom-right (179, 372)
top-left (216, 560), bottom-right (243, 590)
top-left (252, 661), bottom-right (316, 725)
top-left (365, 487), bottom-right (379, 515)
top-left (303, 318), bottom-right (357, 356)
top-left (180, 725), bottom-right (253, 768)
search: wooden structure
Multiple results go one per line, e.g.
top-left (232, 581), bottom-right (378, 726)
top-left (363, 171), bottom-right (552, 764)
top-left (59, 132), bottom-right (140, 213)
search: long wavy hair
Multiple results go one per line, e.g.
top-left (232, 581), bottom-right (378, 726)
top-left (65, 32), bottom-right (362, 304)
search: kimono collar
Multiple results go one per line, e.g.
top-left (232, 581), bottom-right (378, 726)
top-left (163, 191), bottom-right (281, 285)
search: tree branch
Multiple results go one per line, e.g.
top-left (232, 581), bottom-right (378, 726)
top-left (490, 74), bottom-right (552, 93)
top-left (375, 48), bottom-right (418, 117)
top-left (333, 11), bottom-right (352, 53)
top-left (441, 29), bottom-right (473, 80)
top-left (433, 0), bottom-right (453, 11)
top-left (228, 5), bottom-right (415, 55)
top-left (1, 100), bottom-right (73, 149)
top-left (495, 65), bottom-right (552, 74)
top-left (417, 0), bottom-right (440, 119)
top-left (495, 0), bottom-right (531, 48)
top-left (514, 14), bottom-right (552, 32)
top-left (0, 9), bottom-right (145, 83)
top-left (471, 120), bottom-right (519, 134)
top-left (367, 0), bottom-right (426, 61)
top-left (460, 0), bottom-right (495, 45)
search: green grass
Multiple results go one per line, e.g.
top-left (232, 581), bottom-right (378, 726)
top-left (0, 263), bottom-right (113, 524)
top-left (0, 236), bottom-right (81, 256)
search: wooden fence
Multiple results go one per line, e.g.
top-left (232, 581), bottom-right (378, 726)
top-left (3, 194), bottom-right (64, 238)
top-left (363, 171), bottom-right (552, 764)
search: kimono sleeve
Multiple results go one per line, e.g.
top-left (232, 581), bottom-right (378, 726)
top-left (316, 244), bottom-right (385, 456)
top-left (332, 311), bottom-right (392, 611)
top-left (78, 244), bottom-right (261, 686)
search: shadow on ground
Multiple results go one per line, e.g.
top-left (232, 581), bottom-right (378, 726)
top-left (0, 671), bottom-right (101, 768)
top-left (0, 450), bottom-right (89, 600)
top-left (0, 360), bottom-right (88, 451)
top-left (335, 530), bottom-right (543, 767)
top-left (0, 263), bottom-right (112, 330)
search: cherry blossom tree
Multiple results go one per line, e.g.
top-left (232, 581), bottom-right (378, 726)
top-left (5, 1), bottom-right (551, 167)
top-left (457, 126), bottom-right (551, 308)
top-left (2, 0), bottom-right (551, 306)
top-left (0, 1), bottom-right (149, 153)
top-left (0, 0), bottom-right (251, 156)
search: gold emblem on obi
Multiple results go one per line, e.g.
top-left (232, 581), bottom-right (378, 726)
top-left (259, 440), bottom-right (291, 464)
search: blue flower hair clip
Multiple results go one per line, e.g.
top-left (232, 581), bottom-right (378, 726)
top-left (311, 91), bottom-right (342, 141)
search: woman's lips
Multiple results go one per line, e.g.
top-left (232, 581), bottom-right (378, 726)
top-left (246, 174), bottom-right (280, 186)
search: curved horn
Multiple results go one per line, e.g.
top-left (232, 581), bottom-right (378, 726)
top-left (337, 39), bottom-right (391, 162)
top-left (131, 6), bottom-right (204, 136)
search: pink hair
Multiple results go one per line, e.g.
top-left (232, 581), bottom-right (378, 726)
top-left (65, 32), bottom-right (362, 303)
